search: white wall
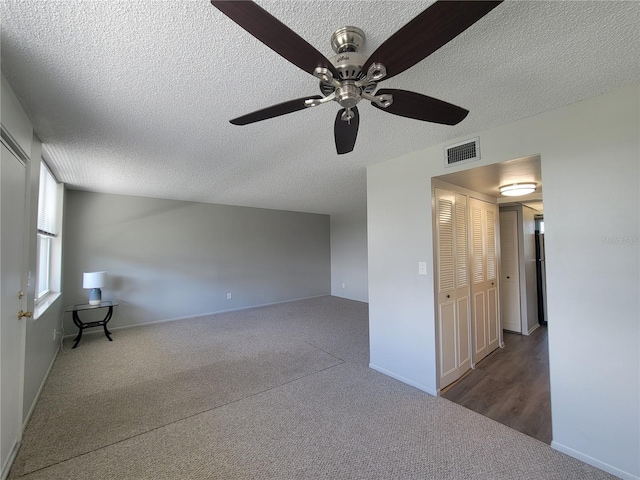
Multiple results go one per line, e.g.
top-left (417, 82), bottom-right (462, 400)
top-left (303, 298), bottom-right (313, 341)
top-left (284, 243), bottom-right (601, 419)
top-left (330, 210), bottom-right (368, 303)
top-left (1, 75), bottom-right (32, 158)
top-left (368, 157), bottom-right (437, 394)
top-left (63, 191), bottom-right (331, 332)
top-left (367, 84), bottom-right (639, 479)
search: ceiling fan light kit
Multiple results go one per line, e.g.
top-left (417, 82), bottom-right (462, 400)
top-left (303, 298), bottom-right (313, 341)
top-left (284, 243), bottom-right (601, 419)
top-left (211, 0), bottom-right (503, 154)
top-left (500, 183), bottom-right (537, 197)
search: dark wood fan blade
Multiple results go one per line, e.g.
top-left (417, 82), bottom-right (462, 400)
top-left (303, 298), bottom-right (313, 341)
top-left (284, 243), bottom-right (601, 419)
top-left (334, 108), bottom-right (359, 155)
top-left (362, 1), bottom-right (502, 81)
top-left (211, 1), bottom-right (339, 78)
top-left (230, 96), bottom-right (322, 125)
top-left (371, 89), bottom-right (468, 125)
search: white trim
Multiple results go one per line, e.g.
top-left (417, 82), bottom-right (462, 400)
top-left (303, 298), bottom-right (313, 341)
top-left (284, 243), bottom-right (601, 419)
top-left (33, 291), bottom-right (62, 319)
top-left (527, 323), bottom-right (540, 335)
top-left (0, 128), bottom-right (29, 164)
top-left (0, 440), bottom-right (20, 480)
top-left (551, 441), bottom-right (639, 480)
top-left (22, 344), bottom-right (60, 430)
top-left (368, 363), bottom-right (438, 396)
top-left (64, 294), bottom-right (330, 338)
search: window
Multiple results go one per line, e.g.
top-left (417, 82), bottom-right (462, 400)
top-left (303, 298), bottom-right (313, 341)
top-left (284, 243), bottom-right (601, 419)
top-left (36, 162), bottom-right (59, 301)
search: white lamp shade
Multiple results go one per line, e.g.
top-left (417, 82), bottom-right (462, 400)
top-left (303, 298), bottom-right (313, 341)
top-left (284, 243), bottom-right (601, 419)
top-left (83, 271), bottom-right (106, 289)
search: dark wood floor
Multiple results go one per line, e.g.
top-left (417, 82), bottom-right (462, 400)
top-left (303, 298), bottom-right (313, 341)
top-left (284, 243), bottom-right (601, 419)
top-left (442, 326), bottom-right (551, 444)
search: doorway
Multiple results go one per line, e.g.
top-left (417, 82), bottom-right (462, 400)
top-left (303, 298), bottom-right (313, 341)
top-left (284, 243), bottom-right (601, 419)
top-left (433, 155), bottom-right (551, 443)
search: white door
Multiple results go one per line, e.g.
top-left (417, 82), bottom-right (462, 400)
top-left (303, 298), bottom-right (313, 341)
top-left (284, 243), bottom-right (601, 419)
top-left (1, 141), bottom-right (28, 474)
top-left (435, 189), bottom-right (471, 389)
top-left (499, 210), bottom-right (521, 332)
top-left (470, 198), bottom-right (499, 365)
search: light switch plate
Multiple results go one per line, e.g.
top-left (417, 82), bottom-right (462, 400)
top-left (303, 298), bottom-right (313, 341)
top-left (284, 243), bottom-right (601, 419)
top-left (418, 262), bottom-right (427, 275)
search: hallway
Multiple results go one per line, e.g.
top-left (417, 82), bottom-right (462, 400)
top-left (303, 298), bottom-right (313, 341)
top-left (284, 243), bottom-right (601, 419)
top-left (442, 326), bottom-right (551, 444)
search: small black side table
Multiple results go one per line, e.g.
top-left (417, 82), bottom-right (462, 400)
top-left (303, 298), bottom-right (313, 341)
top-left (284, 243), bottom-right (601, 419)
top-left (66, 301), bottom-right (119, 349)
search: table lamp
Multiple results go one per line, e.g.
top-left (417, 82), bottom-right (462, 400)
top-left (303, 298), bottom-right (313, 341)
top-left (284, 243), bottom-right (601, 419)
top-left (83, 271), bottom-right (106, 305)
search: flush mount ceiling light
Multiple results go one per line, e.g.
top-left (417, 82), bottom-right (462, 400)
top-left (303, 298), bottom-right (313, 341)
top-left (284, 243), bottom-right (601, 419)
top-left (499, 183), bottom-right (537, 196)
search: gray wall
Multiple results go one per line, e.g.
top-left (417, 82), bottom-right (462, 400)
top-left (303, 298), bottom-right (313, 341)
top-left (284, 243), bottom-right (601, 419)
top-left (2, 74), bottom-right (65, 427)
top-left (330, 210), bottom-right (368, 303)
top-left (367, 84), bottom-right (639, 478)
top-left (23, 137), bottom-right (65, 424)
top-left (63, 191), bottom-right (330, 332)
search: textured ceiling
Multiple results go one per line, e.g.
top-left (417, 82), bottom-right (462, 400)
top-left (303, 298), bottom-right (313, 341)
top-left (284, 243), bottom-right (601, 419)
top-left (435, 155), bottom-right (541, 198)
top-left (1, 1), bottom-right (639, 215)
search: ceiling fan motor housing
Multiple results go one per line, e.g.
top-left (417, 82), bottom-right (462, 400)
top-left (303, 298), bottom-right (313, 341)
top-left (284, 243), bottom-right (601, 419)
top-left (320, 52), bottom-right (377, 100)
top-left (331, 26), bottom-right (365, 53)
top-left (331, 51), bottom-right (367, 81)
top-left (320, 26), bottom-right (377, 97)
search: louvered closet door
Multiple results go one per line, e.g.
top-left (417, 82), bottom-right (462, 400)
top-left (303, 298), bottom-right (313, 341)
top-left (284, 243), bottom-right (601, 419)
top-left (435, 189), bottom-right (471, 389)
top-left (470, 198), bottom-right (500, 365)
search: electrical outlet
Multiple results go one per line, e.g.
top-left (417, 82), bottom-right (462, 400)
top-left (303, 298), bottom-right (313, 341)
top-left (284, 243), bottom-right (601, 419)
top-left (53, 329), bottom-right (57, 341)
top-left (341, 283), bottom-right (345, 289)
top-left (226, 293), bottom-right (232, 300)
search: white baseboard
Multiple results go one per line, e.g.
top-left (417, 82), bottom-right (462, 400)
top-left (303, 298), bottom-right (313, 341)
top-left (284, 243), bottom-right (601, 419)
top-left (551, 441), bottom-right (639, 480)
top-left (64, 295), bottom-right (330, 338)
top-left (527, 323), bottom-right (540, 335)
top-left (368, 363), bottom-right (438, 396)
top-left (1, 440), bottom-right (21, 480)
top-left (330, 292), bottom-right (369, 304)
top-left (23, 344), bottom-right (60, 429)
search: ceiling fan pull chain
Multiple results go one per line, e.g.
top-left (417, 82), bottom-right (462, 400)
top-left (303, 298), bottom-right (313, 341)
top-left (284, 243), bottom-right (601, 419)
top-left (341, 108), bottom-right (355, 123)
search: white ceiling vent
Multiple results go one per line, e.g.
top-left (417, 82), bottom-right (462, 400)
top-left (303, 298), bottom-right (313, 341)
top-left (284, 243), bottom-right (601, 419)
top-left (444, 137), bottom-right (480, 168)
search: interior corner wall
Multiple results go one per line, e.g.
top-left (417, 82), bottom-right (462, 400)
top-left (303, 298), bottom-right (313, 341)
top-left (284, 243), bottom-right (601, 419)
top-left (330, 210), bottom-right (368, 303)
top-left (62, 191), bottom-right (330, 332)
top-left (367, 84), bottom-right (639, 479)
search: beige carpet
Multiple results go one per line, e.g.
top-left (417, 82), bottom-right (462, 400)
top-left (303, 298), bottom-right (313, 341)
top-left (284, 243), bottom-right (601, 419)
top-left (10, 296), bottom-right (615, 479)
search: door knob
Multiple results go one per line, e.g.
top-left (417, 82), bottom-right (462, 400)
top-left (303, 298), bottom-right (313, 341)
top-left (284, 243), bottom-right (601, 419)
top-left (18, 310), bottom-right (33, 319)
top-left (506, 276), bottom-right (510, 279)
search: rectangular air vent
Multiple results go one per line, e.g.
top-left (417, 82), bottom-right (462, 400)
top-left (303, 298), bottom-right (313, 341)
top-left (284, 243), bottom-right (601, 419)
top-left (444, 137), bottom-right (480, 168)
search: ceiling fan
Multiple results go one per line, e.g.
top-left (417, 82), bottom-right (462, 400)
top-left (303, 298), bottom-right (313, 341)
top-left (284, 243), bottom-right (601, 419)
top-left (211, 0), bottom-right (503, 154)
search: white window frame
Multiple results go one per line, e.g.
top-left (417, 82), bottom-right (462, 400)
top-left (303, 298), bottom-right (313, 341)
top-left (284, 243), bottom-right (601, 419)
top-left (36, 233), bottom-right (52, 300)
top-left (35, 161), bottom-right (62, 306)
